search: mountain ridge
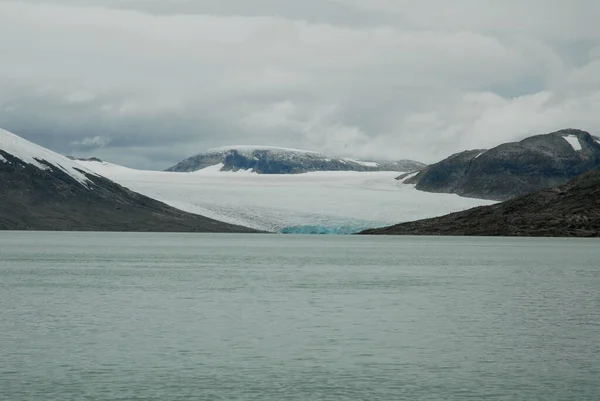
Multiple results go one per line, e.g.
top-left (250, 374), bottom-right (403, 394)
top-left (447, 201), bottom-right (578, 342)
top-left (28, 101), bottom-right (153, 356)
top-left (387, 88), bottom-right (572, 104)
top-left (166, 146), bottom-right (425, 174)
top-left (402, 129), bottom-right (600, 200)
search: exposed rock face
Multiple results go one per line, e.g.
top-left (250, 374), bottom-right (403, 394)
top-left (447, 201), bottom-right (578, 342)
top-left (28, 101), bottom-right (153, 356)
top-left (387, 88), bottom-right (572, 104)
top-left (0, 130), bottom-right (259, 232)
top-left (67, 156), bottom-right (104, 163)
top-left (403, 129), bottom-right (600, 200)
top-left (166, 146), bottom-right (425, 174)
top-left (361, 169), bottom-right (600, 237)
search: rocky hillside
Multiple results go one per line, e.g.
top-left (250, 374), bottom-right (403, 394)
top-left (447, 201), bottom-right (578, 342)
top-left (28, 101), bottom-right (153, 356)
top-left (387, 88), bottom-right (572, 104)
top-left (362, 169), bottom-right (600, 237)
top-left (0, 129), bottom-right (259, 232)
top-left (403, 129), bottom-right (600, 200)
top-left (166, 146), bottom-right (425, 174)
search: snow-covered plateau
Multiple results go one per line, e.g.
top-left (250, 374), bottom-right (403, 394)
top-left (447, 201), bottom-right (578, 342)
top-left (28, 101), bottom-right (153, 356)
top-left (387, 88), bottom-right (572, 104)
top-left (165, 145), bottom-right (426, 174)
top-left (78, 160), bottom-right (496, 233)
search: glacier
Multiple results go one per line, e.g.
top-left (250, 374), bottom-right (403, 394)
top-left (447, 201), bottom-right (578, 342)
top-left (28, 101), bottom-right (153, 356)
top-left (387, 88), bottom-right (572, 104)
top-left (280, 225), bottom-right (371, 235)
top-left (77, 159), bottom-right (496, 233)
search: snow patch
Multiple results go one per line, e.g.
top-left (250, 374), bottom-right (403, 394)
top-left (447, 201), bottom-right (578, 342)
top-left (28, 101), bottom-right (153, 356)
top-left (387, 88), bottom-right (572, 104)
top-left (562, 135), bottom-right (582, 151)
top-left (341, 158), bottom-right (379, 167)
top-left (399, 171), bottom-right (419, 183)
top-left (0, 128), bottom-right (97, 187)
top-left (80, 161), bottom-right (496, 232)
top-left (193, 163), bottom-right (256, 175)
top-left (0, 154), bottom-right (8, 163)
top-left (474, 151), bottom-right (485, 158)
top-left (357, 161), bottom-right (379, 167)
top-left (194, 163), bottom-right (224, 173)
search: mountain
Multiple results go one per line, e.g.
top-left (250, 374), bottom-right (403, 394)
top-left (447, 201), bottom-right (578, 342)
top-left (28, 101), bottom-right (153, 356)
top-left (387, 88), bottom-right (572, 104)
top-left (166, 146), bottom-right (425, 174)
top-left (361, 169), bottom-right (600, 237)
top-left (0, 129), bottom-right (259, 232)
top-left (402, 129), bottom-right (600, 200)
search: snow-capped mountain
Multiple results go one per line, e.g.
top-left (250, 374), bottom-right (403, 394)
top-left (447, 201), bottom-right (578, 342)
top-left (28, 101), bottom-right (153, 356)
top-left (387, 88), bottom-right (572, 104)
top-left (79, 156), bottom-right (494, 233)
top-left (402, 129), bottom-right (600, 200)
top-left (0, 128), bottom-right (98, 188)
top-left (166, 145), bottom-right (425, 174)
top-left (0, 129), bottom-right (257, 232)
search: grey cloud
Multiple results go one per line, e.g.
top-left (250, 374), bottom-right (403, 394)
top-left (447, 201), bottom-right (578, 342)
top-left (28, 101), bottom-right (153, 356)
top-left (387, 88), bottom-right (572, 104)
top-left (1, 0), bottom-right (599, 169)
top-left (18, 0), bottom-right (404, 27)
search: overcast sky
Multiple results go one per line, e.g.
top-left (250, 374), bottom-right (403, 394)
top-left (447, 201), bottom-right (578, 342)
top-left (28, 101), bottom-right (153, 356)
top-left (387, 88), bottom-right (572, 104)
top-left (1, 0), bottom-right (599, 169)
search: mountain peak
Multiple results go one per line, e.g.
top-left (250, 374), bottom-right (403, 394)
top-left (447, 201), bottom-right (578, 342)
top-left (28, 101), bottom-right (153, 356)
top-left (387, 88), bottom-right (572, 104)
top-left (404, 128), bottom-right (600, 200)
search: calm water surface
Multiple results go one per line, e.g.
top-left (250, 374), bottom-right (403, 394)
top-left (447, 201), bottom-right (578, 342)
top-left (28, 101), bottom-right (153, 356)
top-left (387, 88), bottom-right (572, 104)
top-left (1, 232), bottom-right (599, 400)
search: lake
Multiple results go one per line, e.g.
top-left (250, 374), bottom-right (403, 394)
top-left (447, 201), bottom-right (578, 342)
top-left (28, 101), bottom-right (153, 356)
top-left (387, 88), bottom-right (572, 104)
top-left (1, 232), bottom-right (599, 400)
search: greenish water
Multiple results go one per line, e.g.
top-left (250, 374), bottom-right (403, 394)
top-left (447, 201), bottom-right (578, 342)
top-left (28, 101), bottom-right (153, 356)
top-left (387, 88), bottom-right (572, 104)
top-left (1, 232), bottom-right (599, 401)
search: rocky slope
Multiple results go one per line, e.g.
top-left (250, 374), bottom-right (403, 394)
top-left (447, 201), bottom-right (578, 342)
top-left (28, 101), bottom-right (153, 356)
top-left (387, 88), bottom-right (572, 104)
top-left (0, 129), bottom-right (259, 232)
top-left (166, 146), bottom-right (425, 174)
top-left (362, 170), bottom-right (600, 237)
top-left (403, 129), bottom-right (600, 200)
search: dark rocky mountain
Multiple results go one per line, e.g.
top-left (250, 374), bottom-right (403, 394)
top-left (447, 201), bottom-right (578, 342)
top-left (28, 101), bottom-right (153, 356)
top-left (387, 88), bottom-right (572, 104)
top-left (67, 156), bottom-right (104, 163)
top-left (0, 129), bottom-right (259, 232)
top-left (166, 146), bottom-right (425, 174)
top-left (402, 129), bottom-right (600, 200)
top-left (361, 169), bottom-right (600, 237)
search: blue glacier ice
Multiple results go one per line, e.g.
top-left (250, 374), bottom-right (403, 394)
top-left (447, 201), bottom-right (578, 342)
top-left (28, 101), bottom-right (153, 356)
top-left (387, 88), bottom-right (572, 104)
top-left (279, 225), bottom-right (370, 235)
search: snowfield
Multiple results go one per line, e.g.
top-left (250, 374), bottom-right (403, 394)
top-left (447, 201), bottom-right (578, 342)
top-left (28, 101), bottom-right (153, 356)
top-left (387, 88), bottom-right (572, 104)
top-left (79, 160), bottom-right (496, 232)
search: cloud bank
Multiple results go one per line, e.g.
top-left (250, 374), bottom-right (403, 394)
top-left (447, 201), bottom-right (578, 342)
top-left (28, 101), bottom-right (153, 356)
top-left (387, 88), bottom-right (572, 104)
top-left (0, 0), bottom-right (599, 168)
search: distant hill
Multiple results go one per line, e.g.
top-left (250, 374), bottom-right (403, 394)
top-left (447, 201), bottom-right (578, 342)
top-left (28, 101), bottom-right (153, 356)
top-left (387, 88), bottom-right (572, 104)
top-left (166, 146), bottom-right (425, 174)
top-left (361, 169), bottom-right (600, 237)
top-left (0, 129), bottom-right (259, 233)
top-left (402, 129), bottom-right (600, 200)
